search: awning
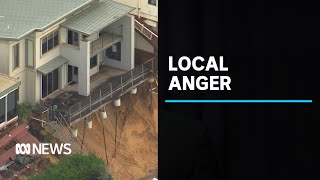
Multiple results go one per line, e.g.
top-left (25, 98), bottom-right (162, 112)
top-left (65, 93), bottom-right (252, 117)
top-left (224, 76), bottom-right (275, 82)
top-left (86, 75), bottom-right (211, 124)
top-left (0, 74), bottom-right (21, 98)
top-left (37, 56), bottom-right (69, 75)
top-left (63, 0), bottom-right (134, 36)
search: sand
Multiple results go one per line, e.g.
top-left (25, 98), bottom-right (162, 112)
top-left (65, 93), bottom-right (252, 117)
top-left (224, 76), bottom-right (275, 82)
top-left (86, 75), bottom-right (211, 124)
top-left (75, 82), bottom-right (158, 180)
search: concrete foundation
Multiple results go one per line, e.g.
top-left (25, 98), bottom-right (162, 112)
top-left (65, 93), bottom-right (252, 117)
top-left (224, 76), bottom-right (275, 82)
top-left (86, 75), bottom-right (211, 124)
top-left (130, 87), bottom-right (137, 94)
top-left (114, 98), bottom-right (121, 107)
top-left (85, 119), bottom-right (93, 129)
top-left (99, 110), bottom-right (107, 119)
top-left (148, 77), bottom-right (155, 83)
top-left (71, 127), bottom-right (78, 137)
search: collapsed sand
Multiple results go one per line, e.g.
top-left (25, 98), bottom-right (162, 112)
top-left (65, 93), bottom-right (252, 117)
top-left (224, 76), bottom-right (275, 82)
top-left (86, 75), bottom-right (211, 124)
top-left (74, 82), bottom-right (158, 179)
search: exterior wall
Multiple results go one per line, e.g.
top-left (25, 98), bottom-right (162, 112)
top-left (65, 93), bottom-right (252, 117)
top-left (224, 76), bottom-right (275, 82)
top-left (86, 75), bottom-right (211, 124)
top-left (61, 40), bottom-right (90, 96)
top-left (115, 0), bottom-right (158, 26)
top-left (103, 15), bottom-right (135, 71)
top-left (135, 32), bottom-right (155, 53)
top-left (0, 42), bottom-right (9, 75)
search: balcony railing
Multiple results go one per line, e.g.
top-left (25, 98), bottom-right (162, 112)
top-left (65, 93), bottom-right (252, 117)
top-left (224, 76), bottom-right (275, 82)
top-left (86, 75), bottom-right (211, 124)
top-left (66, 58), bottom-right (155, 124)
top-left (90, 32), bottom-right (122, 55)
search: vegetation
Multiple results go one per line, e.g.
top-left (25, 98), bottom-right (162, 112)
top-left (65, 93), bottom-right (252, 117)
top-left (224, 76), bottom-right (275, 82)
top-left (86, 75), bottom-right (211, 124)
top-left (17, 102), bottom-right (35, 124)
top-left (29, 153), bottom-right (113, 180)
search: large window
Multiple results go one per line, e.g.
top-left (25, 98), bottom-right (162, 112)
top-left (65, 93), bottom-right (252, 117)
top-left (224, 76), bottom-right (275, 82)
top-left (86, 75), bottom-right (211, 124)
top-left (41, 31), bottom-right (59, 55)
top-left (90, 55), bottom-right (98, 69)
top-left (105, 42), bottom-right (121, 61)
top-left (13, 44), bottom-right (19, 70)
top-left (42, 69), bottom-right (59, 98)
top-left (7, 90), bottom-right (17, 121)
top-left (0, 97), bottom-right (5, 124)
top-left (68, 30), bottom-right (79, 46)
top-left (148, 0), bottom-right (157, 6)
top-left (26, 39), bottom-right (34, 68)
top-left (0, 89), bottom-right (18, 124)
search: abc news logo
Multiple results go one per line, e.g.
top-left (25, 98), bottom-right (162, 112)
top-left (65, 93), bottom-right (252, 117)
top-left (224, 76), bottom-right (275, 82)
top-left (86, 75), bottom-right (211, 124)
top-left (16, 143), bottom-right (72, 155)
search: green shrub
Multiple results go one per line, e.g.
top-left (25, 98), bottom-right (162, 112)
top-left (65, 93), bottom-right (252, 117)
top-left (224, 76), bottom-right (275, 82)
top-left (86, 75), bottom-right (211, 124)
top-left (17, 102), bottom-right (35, 124)
top-left (29, 153), bottom-right (113, 180)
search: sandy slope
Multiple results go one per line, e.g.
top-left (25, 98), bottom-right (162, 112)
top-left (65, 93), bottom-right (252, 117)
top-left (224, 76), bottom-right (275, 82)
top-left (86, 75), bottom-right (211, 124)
top-left (75, 82), bottom-right (158, 179)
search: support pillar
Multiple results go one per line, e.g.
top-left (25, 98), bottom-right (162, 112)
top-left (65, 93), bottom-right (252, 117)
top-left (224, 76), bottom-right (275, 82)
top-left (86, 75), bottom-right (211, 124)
top-left (85, 117), bottom-right (92, 129)
top-left (71, 127), bottom-right (78, 137)
top-left (99, 107), bottom-right (107, 119)
top-left (130, 87), bottom-right (137, 95)
top-left (114, 98), bottom-right (121, 107)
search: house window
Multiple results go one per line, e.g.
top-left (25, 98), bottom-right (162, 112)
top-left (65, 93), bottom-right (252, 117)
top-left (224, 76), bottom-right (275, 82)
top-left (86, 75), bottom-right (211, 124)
top-left (148, 0), bottom-right (156, 6)
top-left (42, 69), bottom-right (59, 98)
top-left (0, 97), bottom-right (5, 124)
top-left (41, 30), bottom-right (59, 55)
top-left (7, 90), bottom-right (17, 121)
top-left (105, 42), bottom-right (121, 61)
top-left (26, 39), bottom-right (34, 68)
top-left (13, 44), bottom-right (19, 70)
top-left (68, 30), bottom-right (79, 46)
top-left (90, 55), bottom-right (98, 69)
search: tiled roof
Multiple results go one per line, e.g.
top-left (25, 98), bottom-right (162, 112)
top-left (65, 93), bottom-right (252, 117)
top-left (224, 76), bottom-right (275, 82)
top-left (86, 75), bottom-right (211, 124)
top-left (0, 0), bottom-right (93, 40)
top-left (63, 0), bottom-right (134, 36)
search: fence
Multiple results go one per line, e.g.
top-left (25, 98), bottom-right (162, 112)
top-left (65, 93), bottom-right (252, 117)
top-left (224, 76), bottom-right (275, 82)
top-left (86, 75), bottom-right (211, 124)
top-left (66, 58), bottom-right (155, 124)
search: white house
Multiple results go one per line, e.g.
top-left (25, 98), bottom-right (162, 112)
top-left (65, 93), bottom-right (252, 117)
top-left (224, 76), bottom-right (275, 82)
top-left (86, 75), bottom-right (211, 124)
top-left (0, 0), bottom-right (135, 104)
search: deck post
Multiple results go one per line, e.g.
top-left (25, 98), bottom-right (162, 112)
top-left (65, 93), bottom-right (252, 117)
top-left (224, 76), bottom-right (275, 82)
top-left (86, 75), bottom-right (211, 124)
top-left (89, 96), bottom-right (92, 111)
top-left (121, 77), bottom-right (123, 93)
top-left (142, 65), bottom-right (145, 79)
top-left (131, 70), bottom-right (133, 86)
top-left (110, 83), bottom-right (113, 98)
top-left (79, 102), bottom-right (82, 118)
top-left (100, 90), bottom-right (102, 105)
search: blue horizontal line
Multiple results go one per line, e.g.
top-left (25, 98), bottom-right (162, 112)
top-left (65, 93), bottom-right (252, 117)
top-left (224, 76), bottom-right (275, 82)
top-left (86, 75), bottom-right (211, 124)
top-left (165, 100), bottom-right (313, 103)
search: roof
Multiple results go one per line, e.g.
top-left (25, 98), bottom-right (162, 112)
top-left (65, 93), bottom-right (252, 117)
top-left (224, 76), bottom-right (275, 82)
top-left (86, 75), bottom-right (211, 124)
top-left (0, 74), bottom-right (20, 98)
top-left (37, 56), bottom-right (69, 75)
top-left (0, 0), bottom-right (93, 40)
top-left (63, 0), bottom-right (134, 36)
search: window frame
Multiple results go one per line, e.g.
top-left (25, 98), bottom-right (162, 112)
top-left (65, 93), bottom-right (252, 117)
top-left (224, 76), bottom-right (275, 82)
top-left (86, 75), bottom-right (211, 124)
top-left (148, 0), bottom-right (157, 6)
top-left (13, 43), bottom-right (19, 70)
top-left (41, 30), bottom-right (60, 56)
top-left (68, 30), bottom-right (80, 46)
top-left (26, 39), bottom-right (34, 68)
top-left (90, 55), bottom-right (98, 69)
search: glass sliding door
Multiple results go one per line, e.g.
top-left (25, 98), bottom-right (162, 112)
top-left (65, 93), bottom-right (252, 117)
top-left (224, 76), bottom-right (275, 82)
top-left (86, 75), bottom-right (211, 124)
top-left (0, 97), bottom-right (5, 124)
top-left (7, 90), bottom-right (17, 121)
top-left (53, 68), bottom-right (59, 91)
top-left (42, 74), bottom-right (48, 98)
top-left (42, 68), bottom-right (59, 98)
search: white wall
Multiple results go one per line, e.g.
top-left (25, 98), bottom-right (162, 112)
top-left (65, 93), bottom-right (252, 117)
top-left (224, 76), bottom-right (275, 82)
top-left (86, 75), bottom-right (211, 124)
top-left (61, 40), bottom-right (90, 96)
top-left (135, 32), bottom-right (155, 53)
top-left (0, 42), bottom-right (9, 75)
top-left (102, 15), bottom-right (135, 71)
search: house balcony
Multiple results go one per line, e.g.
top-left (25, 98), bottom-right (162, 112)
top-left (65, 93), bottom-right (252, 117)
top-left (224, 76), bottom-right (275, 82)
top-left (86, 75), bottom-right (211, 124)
top-left (90, 32), bottom-right (122, 56)
top-left (38, 50), bottom-right (156, 125)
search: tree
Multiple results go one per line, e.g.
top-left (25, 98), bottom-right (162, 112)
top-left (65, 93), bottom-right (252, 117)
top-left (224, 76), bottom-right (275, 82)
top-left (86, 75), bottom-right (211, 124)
top-left (29, 153), bottom-right (113, 180)
top-left (17, 102), bottom-right (35, 124)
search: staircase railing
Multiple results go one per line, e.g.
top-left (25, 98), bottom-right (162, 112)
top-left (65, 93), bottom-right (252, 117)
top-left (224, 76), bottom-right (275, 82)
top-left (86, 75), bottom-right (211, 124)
top-left (134, 19), bottom-right (158, 47)
top-left (52, 110), bottom-right (88, 154)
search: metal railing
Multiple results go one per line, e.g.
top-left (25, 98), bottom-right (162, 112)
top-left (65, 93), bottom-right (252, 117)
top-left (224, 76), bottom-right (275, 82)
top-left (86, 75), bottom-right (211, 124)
top-left (134, 19), bottom-right (158, 40)
top-left (67, 58), bottom-right (155, 123)
top-left (51, 110), bottom-right (88, 154)
top-left (90, 26), bottom-right (123, 55)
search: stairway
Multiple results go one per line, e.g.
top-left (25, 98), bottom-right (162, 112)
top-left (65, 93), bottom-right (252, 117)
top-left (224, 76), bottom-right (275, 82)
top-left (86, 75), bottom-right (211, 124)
top-left (134, 16), bottom-right (158, 48)
top-left (47, 112), bottom-right (87, 154)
